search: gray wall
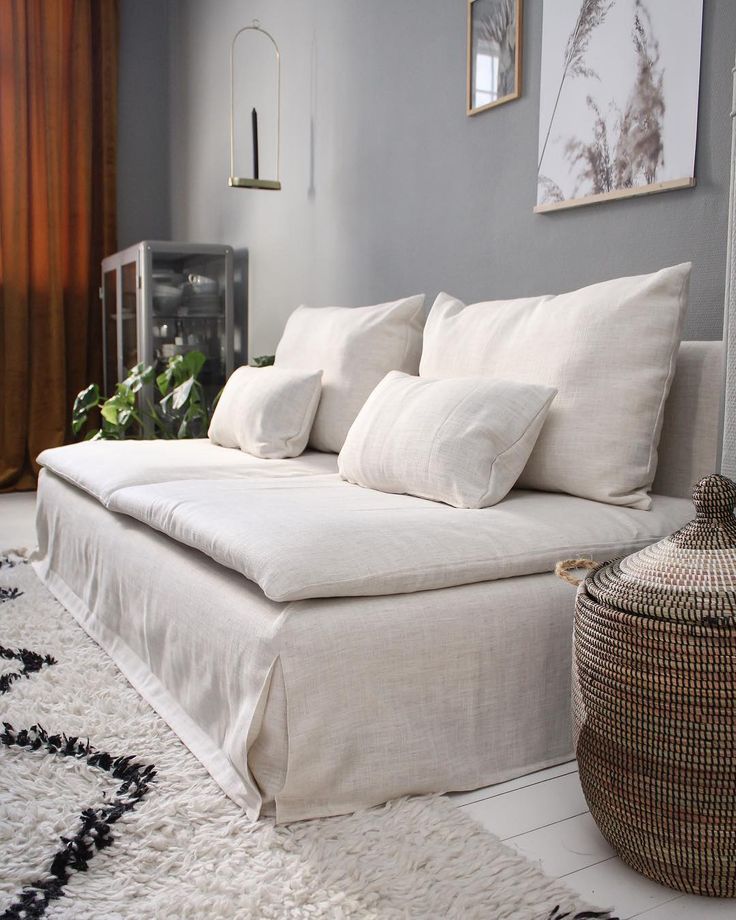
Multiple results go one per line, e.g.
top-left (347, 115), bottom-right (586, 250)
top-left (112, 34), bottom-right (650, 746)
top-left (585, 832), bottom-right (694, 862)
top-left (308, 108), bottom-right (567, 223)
top-left (166, 0), bottom-right (734, 356)
top-left (117, 0), bottom-right (171, 249)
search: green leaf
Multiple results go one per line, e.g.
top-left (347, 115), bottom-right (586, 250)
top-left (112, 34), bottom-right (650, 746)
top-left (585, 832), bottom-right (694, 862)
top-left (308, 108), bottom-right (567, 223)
top-left (72, 383), bottom-right (100, 433)
top-left (117, 407), bottom-right (134, 427)
top-left (251, 354), bottom-right (275, 367)
top-left (156, 368), bottom-right (172, 396)
top-left (171, 377), bottom-right (194, 411)
top-left (124, 362), bottom-right (155, 394)
top-left (73, 383), bottom-right (100, 414)
top-left (183, 350), bottom-right (206, 378)
top-left (100, 401), bottom-right (120, 425)
top-left (158, 391), bottom-right (174, 416)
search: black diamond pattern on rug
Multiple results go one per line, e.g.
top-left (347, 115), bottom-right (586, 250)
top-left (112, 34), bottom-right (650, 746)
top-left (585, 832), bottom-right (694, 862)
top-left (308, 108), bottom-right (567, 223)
top-left (0, 555), bottom-right (27, 570)
top-left (0, 645), bottom-right (56, 695)
top-left (0, 724), bottom-right (157, 920)
top-left (0, 587), bottom-right (23, 604)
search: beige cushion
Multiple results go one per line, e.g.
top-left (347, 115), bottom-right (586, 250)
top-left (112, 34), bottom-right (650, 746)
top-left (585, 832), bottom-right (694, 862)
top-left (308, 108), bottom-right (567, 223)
top-left (420, 264), bottom-right (691, 509)
top-left (208, 365), bottom-right (322, 459)
top-left (39, 438), bottom-right (692, 602)
top-left (338, 371), bottom-right (556, 508)
top-left (274, 295), bottom-right (425, 452)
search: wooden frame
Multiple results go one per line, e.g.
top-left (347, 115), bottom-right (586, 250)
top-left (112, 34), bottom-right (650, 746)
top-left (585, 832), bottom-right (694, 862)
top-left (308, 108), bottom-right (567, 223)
top-left (535, 0), bottom-right (702, 214)
top-left (534, 177), bottom-right (696, 214)
top-left (467, 0), bottom-right (522, 116)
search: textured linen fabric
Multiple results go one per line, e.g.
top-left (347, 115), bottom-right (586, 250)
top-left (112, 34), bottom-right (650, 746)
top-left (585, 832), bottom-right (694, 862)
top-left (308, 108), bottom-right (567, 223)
top-left (38, 440), bottom-right (692, 602)
top-left (338, 371), bottom-right (557, 508)
top-left (29, 344), bottom-right (714, 823)
top-left (652, 340), bottom-right (724, 499)
top-left (420, 264), bottom-right (691, 509)
top-left (208, 366), bottom-right (322, 459)
top-left (30, 470), bottom-right (614, 823)
top-left (274, 295), bottom-right (425, 452)
top-left (36, 439), bottom-right (339, 505)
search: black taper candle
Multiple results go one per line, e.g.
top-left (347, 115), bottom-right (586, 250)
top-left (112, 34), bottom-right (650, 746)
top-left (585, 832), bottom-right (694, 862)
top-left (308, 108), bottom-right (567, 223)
top-left (252, 107), bottom-right (259, 180)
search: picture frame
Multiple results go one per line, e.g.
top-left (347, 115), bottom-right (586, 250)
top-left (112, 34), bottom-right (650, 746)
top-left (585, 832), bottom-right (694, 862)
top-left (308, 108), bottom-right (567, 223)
top-left (535, 0), bottom-right (703, 213)
top-left (467, 0), bottom-right (523, 116)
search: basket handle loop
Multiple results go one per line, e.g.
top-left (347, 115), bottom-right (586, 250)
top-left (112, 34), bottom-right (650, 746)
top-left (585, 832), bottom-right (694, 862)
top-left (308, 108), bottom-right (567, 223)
top-left (555, 558), bottom-right (600, 588)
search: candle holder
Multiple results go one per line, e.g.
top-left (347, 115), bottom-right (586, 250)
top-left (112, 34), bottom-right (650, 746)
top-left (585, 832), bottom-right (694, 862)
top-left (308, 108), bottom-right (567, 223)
top-left (228, 20), bottom-right (281, 191)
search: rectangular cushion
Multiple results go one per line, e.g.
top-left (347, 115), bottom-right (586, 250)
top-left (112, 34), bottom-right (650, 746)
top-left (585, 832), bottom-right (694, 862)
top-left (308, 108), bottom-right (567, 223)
top-left (37, 439), bottom-right (690, 602)
top-left (105, 480), bottom-right (692, 601)
top-left (274, 295), bottom-right (425, 453)
top-left (208, 365), bottom-right (322, 459)
top-left (419, 264), bottom-right (690, 509)
top-left (338, 371), bottom-right (556, 508)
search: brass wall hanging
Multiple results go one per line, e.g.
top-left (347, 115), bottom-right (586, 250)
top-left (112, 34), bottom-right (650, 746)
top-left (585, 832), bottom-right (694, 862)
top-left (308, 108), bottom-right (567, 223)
top-left (229, 20), bottom-right (281, 190)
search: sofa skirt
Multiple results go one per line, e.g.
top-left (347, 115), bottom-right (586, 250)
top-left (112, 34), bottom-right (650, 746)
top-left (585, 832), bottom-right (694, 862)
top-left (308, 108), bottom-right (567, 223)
top-left (33, 469), bottom-right (575, 822)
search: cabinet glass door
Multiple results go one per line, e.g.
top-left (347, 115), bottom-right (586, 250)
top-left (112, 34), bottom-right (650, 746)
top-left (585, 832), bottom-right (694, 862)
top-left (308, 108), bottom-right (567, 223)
top-left (121, 261), bottom-right (139, 374)
top-left (102, 269), bottom-right (117, 395)
top-left (150, 251), bottom-right (228, 403)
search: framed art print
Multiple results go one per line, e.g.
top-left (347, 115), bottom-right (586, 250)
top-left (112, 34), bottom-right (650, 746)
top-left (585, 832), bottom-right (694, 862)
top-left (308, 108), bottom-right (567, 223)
top-left (535, 0), bottom-right (703, 213)
top-left (467, 0), bottom-right (523, 115)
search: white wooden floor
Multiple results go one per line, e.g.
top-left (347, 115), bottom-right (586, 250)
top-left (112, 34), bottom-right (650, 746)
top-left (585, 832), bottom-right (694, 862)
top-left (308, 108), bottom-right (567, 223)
top-left (1, 493), bottom-right (733, 919)
top-left (0, 491), bottom-right (37, 550)
top-left (451, 762), bottom-right (735, 918)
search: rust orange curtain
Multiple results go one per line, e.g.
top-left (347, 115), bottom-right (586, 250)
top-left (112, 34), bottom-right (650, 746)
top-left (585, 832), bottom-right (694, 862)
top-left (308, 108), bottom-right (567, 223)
top-left (0, 0), bottom-right (118, 491)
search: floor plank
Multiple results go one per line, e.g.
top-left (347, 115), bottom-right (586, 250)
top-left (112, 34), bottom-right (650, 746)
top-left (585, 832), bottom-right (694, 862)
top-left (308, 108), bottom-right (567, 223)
top-left (0, 492), bottom-right (37, 551)
top-left (447, 760), bottom-right (577, 807)
top-left (562, 857), bottom-right (681, 919)
top-left (505, 811), bottom-right (616, 878)
top-left (632, 893), bottom-right (736, 918)
top-left (461, 770), bottom-right (588, 840)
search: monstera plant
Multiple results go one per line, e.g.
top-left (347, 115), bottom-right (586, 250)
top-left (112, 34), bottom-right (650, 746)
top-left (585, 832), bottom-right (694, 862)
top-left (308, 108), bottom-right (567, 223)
top-left (72, 351), bottom-right (213, 441)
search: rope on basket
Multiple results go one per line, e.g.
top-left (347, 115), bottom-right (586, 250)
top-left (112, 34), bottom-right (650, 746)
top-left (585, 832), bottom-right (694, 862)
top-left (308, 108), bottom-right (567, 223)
top-left (555, 558), bottom-right (599, 588)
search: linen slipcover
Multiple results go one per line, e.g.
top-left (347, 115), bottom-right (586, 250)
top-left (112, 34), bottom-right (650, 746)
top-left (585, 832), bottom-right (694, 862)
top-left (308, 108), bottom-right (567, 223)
top-left (33, 470), bottom-right (689, 823)
top-left (31, 341), bottom-right (723, 822)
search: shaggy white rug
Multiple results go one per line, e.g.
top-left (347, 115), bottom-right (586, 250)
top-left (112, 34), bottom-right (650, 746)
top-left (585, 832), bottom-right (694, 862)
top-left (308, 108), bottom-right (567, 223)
top-left (0, 554), bottom-right (617, 920)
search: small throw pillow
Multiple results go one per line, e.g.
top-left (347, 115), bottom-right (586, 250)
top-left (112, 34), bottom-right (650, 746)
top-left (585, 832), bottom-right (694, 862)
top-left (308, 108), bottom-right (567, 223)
top-left (274, 295), bottom-right (425, 453)
top-left (419, 264), bottom-right (690, 509)
top-left (208, 366), bottom-right (322, 459)
top-left (338, 371), bottom-right (557, 509)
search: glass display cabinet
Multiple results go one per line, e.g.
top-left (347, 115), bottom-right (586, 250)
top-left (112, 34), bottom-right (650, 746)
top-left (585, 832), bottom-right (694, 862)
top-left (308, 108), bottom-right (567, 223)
top-left (100, 241), bottom-right (241, 406)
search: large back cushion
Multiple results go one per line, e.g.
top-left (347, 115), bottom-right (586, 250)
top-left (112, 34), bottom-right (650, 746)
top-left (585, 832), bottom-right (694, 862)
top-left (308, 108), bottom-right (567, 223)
top-left (419, 264), bottom-right (690, 509)
top-left (275, 295), bottom-right (425, 453)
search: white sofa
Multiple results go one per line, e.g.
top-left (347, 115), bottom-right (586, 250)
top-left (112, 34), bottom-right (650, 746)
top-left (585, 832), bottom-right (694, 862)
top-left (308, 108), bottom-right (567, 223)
top-left (33, 341), bottom-right (722, 823)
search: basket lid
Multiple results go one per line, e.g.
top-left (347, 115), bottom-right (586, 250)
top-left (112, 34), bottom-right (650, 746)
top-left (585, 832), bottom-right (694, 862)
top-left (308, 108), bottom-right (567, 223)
top-left (586, 474), bottom-right (736, 624)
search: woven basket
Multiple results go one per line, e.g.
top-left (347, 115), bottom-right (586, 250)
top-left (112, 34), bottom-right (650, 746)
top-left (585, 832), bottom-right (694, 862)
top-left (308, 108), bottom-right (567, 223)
top-left (557, 474), bottom-right (736, 898)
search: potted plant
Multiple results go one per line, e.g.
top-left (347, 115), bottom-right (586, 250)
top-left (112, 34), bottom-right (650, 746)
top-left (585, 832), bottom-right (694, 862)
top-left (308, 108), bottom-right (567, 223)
top-left (72, 351), bottom-right (213, 441)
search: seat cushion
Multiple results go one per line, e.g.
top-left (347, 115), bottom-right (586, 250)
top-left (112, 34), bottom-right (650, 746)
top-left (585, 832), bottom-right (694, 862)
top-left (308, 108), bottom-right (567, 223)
top-left (105, 480), bottom-right (691, 600)
top-left (36, 440), bottom-right (339, 505)
top-left (38, 440), bottom-right (692, 602)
